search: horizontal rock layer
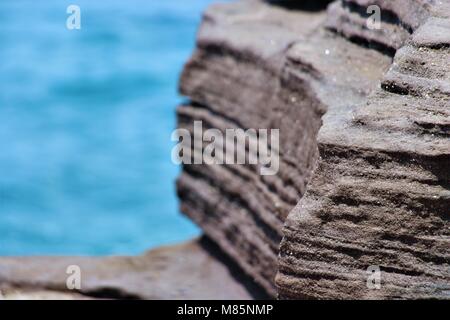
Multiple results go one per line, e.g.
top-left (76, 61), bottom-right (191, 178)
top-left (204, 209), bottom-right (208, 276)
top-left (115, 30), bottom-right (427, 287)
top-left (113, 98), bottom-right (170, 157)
top-left (178, 0), bottom-right (449, 298)
top-left (178, 0), bottom-right (326, 296)
top-left (0, 237), bottom-right (268, 300)
top-left (277, 1), bottom-right (450, 299)
top-left (326, 0), bottom-right (433, 54)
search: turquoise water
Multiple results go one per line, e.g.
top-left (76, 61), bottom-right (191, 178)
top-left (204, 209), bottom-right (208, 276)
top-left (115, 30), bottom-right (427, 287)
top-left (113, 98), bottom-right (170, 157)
top-left (0, 0), bottom-right (214, 255)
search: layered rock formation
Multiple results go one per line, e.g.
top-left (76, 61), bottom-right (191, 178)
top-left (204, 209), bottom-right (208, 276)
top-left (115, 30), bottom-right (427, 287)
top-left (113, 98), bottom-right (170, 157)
top-left (178, 0), bottom-right (327, 296)
top-left (278, 1), bottom-right (450, 299)
top-left (177, 0), bottom-right (449, 299)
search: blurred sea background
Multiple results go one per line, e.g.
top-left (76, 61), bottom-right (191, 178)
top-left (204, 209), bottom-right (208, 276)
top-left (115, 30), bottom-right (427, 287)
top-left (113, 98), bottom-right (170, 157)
top-left (0, 0), bottom-right (214, 255)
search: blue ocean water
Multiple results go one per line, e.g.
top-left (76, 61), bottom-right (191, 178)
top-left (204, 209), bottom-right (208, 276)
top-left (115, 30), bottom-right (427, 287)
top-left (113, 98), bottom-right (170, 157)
top-left (0, 0), bottom-right (214, 255)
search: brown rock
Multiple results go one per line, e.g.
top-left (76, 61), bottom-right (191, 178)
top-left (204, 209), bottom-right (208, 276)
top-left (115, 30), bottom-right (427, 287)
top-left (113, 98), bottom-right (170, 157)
top-left (177, 0), bottom-right (390, 296)
top-left (326, 0), bottom-right (432, 54)
top-left (178, 0), bottom-right (450, 299)
top-left (0, 237), bottom-right (267, 300)
top-left (178, 0), bottom-right (327, 296)
top-left (277, 0), bottom-right (450, 299)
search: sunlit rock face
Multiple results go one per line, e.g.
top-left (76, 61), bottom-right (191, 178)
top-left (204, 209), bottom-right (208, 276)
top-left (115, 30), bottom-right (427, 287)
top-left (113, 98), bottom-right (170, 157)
top-left (177, 0), bottom-right (450, 298)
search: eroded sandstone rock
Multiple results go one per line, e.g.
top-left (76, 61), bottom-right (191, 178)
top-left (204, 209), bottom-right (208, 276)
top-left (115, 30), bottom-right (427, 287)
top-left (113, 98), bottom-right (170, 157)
top-left (178, 0), bottom-right (449, 299)
top-left (277, 1), bottom-right (450, 299)
top-left (178, 0), bottom-right (328, 296)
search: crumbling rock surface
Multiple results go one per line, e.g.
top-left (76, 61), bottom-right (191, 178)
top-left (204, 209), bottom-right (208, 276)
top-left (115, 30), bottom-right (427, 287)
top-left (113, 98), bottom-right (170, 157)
top-left (277, 2), bottom-right (450, 299)
top-left (178, 0), bottom-right (449, 299)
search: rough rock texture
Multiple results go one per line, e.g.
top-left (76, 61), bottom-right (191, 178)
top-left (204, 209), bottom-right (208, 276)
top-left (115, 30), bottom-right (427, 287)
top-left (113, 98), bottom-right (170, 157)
top-left (178, 0), bottom-right (450, 298)
top-left (277, 1), bottom-right (450, 299)
top-left (326, 0), bottom-right (433, 54)
top-left (178, 0), bottom-right (329, 296)
top-left (0, 237), bottom-right (268, 300)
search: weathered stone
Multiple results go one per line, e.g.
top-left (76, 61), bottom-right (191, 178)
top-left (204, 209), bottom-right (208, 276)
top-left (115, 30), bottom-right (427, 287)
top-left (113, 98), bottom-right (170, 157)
top-left (177, 0), bottom-right (391, 296)
top-left (277, 0), bottom-right (450, 299)
top-left (178, 0), bottom-right (326, 296)
top-left (326, 0), bottom-right (433, 54)
top-left (178, 0), bottom-right (450, 299)
top-left (0, 237), bottom-right (267, 300)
